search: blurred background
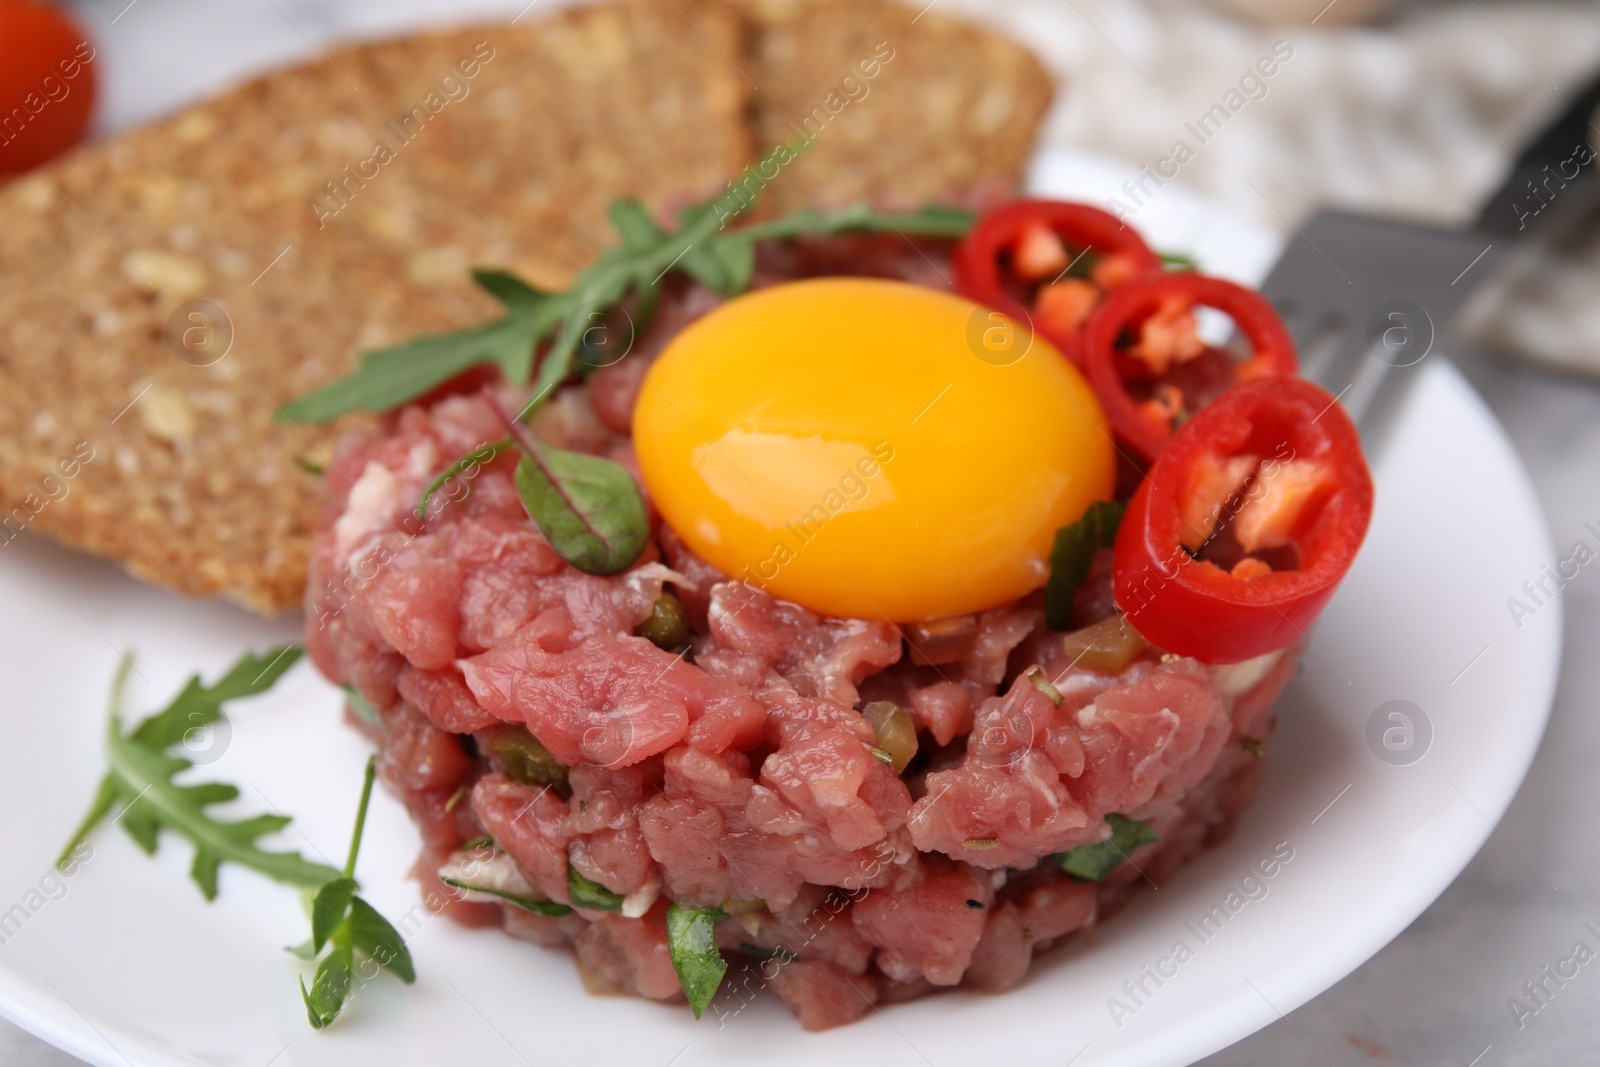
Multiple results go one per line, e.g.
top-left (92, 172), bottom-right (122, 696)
top-left (4, 0), bottom-right (1599, 1063)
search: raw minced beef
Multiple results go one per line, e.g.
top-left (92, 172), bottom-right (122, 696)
top-left (305, 275), bottom-right (1298, 1032)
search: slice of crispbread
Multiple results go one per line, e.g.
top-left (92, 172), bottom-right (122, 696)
top-left (743, 0), bottom-right (1054, 214)
top-left (0, 0), bottom-right (1053, 615)
top-left (0, 0), bottom-right (751, 613)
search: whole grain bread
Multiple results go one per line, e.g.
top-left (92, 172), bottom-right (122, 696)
top-left (0, 0), bottom-right (1053, 614)
top-left (745, 0), bottom-right (1054, 214)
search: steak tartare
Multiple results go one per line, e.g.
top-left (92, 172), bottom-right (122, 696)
top-left (304, 283), bottom-right (1301, 1030)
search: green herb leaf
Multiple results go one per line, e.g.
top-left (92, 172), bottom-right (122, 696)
top-left (1161, 251), bottom-right (1201, 272)
top-left (494, 397), bottom-right (648, 575)
top-left (311, 878), bottom-right (358, 953)
top-left (567, 866), bottom-right (626, 913)
top-left (301, 941), bottom-right (354, 1030)
top-left (347, 896), bottom-right (416, 983)
top-left (440, 875), bottom-right (574, 916)
top-left (666, 903), bottom-right (728, 1019)
top-left (1044, 501), bottom-right (1128, 631)
top-left (1051, 814), bottom-right (1161, 882)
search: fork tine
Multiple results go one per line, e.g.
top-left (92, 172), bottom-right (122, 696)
top-left (1258, 211), bottom-right (1498, 432)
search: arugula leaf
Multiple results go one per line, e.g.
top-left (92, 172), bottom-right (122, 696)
top-left (1044, 501), bottom-right (1127, 631)
top-left (666, 903), bottom-right (728, 1019)
top-left (567, 866), bottom-right (625, 913)
top-left (58, 648), bottom-right (337, 898)
top-left (608, 199), bottom-right (668, 250)
top-left (279, 192), bottom-right (977, 423)
top-left (491, 395), bottom-right (649, 575)
top-left (279, 271), bottom-right (564, 423)
top-left (129, 645), bottom-right (302, 752)
top-left (1051, 814), bottom-right (1161, 882)
top-left (293, 756), bottom-right (416, 1030)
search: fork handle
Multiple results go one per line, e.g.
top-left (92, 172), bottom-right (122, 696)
top-left (1477, 67), bottom-right (1600, 237)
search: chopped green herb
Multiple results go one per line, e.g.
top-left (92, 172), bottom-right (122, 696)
top-left (1051, 814), bottom-right (1161, 882)
top-left (440, 875), bottom-right (574, 916)
top-left (279, 193), bottom-right (975, 424)
top-left (1161, 251), bottom-right (1201, 272)
top-left (292, 454), bottom-right (325, 475)
top-left (567, 865), bottom-right (626, 913)
top-left (294, 756), bottom-right (416, 1030)
top-left (667, 903), bottom-right (729, 1019)
top-left (460, 835), bottom-right (496, 851)
top-left (738, 942), bottom-right (797, 962)
top-left (340, 684), bottom-right (381, 728)
top-left (58, 648), bottom-right (338, 898)
top-left (1044, 500), bottom-right (1128, 631)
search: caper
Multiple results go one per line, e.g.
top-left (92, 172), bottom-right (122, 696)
top-left (635, 591), bottom-right (691, 653)
top-left (490, 728), bottom-right (569, 789)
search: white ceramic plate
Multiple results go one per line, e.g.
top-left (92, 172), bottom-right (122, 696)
top-left (0, 96), bottom-right (1559, 1067)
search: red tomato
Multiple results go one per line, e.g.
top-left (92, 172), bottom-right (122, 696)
top-left (1081, 272), bottom-right (1297, 463)
top-left (0, 0), bottom-right (97, 176)
top-left (1112, 376), bottom-right (1374, 664)
top-left (953, 199), bottom-right (1161, 355)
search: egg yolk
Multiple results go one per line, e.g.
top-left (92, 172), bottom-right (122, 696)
top-left (632, 277), bottom-right (1115, 623)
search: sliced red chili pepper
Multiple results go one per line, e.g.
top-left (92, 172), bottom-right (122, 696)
top-left (1112, 376), bottom-right (1373, 664)
top-left (1081, 273), bottom-right (1298, 463)
top-left (954, 200), bottom-right (1161, 353)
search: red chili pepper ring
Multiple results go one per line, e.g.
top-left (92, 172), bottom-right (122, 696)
top-left (1112, 376), bottom-right (1374, 664)
top-left (1081, 272), bottom-right (1298, 463)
